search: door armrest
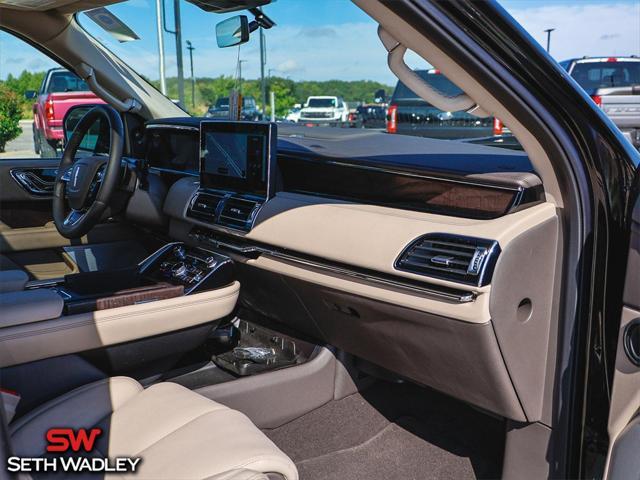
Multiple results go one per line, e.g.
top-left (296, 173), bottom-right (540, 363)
top-left (0, 270), bottom-right (29, 293)
top-left (0, 289), bottom-right (64, 327)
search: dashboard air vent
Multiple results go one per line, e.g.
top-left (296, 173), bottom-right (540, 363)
top-left (395, 234), bottom-right (500, 286)
top-left (218, 196), bottom-right (260, 230)
top-left (187, 192), bottom-right (225, 221)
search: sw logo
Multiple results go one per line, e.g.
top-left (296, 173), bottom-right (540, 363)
top-left (46, 427), bottom-right (102, 452)
top-left (6, 428), bottom-right (141, 474)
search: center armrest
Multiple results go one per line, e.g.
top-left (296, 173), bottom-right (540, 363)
top-left (0, 282), bottom-right (240, 368)
top-left (0, 289), bottom-right (64, 328)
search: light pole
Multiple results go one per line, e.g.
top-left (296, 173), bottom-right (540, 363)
top-left (186, 40), bottom-right (195, 108)
top-left (238, 59), bottom-right (247, 94)
top-left (155, 0), bottom-right (166, 95)
top-left (260, 27), bottom-right (267, 117)
top-left (162, 0), bottom-right (185, 106)
top-left (544, 28), bottom-right (555, 53)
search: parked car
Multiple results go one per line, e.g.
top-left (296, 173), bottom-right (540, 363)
top-left (348, 104), bottom-right (387, 129)
top-left (386, 69), bottom-right (497, 139)
top-left (205, 96), bottom-right (261, 121)
top-left (561, 56), bottom-right (640, 148)
top-left (285, 107), bottom-right (301, 123)
top-left (26, 67), bottom-right (104, 157)
top-left (299, 96), bottom-right (349, 126)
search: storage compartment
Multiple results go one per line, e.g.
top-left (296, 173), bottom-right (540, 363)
top-left (162, 316), bottom-right (318, 391)
top-left (212, 319), bottom-right (309, 376)
top-left (59, 267), bottom-right (183, 315)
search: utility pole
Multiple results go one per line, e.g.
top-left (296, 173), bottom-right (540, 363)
top-left (155, 0), bottom-right (166, 95)
top-left (238, 59), bottom-right (247, 94)
top-left (544, 28), bottom-right (555, 53)
top-left (174, 0), bottom-right (185, 107)
top-left (162, 0), bottom-right (185, 106)
top-left (186, 40), bottom-right (195, 108)
top-left (259, 27), bottom-right (266, 117)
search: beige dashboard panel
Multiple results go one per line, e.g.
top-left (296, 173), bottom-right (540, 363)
top-left (249, 192), bottom-right (557, 292)
top-left (0, 282), bottom-right (240, 367)
top-left (245, 255), bottom-right (492, 324)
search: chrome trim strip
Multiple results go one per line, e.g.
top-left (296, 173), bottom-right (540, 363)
top-left (148, 166), bottom-right (199, 177)
top-left (145, 124), bottom-right (199, 132)
top-left (25, 278), bottom-right (65, 289)
top-left (194, 233), bottom-right (475, 303)
top-left (262, 251), bottom-right (476, 303)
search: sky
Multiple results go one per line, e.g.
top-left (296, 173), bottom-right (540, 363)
top-left (1, 0), bottom-right (639, 84)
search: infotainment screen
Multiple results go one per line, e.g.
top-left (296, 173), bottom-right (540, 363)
top-left (199, 121), bottom-right (276, 197)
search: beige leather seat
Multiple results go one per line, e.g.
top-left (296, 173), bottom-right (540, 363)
top-left (10, 377), bottom-right (298, 480)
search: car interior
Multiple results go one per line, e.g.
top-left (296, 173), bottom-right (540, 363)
top-left (0, 1), bottom-right (637, 479)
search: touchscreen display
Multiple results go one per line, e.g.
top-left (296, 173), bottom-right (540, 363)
top-left (200, 121), bottom-right (275, 197)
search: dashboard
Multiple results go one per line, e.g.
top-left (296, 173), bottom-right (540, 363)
top-left (139, 117), bottom-right (559, 423)
top-left (143, 117), bottom-right (546, 293)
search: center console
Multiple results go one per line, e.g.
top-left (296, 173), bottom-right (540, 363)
top-left (187, 121), bottom-right (277, 232)
top-left (54, 243), bottom-right (234, 315)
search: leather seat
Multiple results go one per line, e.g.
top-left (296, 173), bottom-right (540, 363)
top-left (10, 377), bottom-right (298, 480)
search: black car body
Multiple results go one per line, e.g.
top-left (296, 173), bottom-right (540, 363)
top-left (349, 104), bottom-right (387, 129)
top-left (386, 69), bottom-right (495, 139)
top-left (205, 96), bottom-right (261, 121)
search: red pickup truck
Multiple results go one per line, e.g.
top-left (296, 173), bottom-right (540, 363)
top-left (26, 68), bottom-right (104, 157)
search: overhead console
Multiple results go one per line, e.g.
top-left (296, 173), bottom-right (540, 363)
top-left (187, 121), bottom-right (277, 232)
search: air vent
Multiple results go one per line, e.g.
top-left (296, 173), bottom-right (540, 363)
top-left (395, 234), bottom-right (500, 286)
top-left (187, 192), bottom-right (225, 221)
top-left (218, 195), bottom-right (261, 230)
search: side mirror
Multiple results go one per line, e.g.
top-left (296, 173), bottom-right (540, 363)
top-left (63, 104), bottom-right (108, 153)
top-left (25, 90), bottom-right (37, 100)
top-left (216, 15), bottom-right (250, 48)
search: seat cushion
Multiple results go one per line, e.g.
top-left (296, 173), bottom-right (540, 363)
top-left (10, 377), bottom-right (298, 480)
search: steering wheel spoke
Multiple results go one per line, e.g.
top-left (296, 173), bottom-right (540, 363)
top-left (63, 209), bottom-right (85, 227)
top-left (59, 165), bottom-right (73, 182)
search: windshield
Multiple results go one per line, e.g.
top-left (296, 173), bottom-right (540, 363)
top-left (570, 61), bottom-right (640, 91)
top-left (307, 98), bottom-right (337, 108)
top-left (75, 1), bottom-right (507, 144)
top-left (47, 71), bottom-right (90, 93)
top-left (391, 71), bottom-right (464, 102)
top-left (215, 98), bottom-right (229, 108)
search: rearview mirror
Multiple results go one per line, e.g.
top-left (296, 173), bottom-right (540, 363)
top-left (216, 15), bottom-right (249, 48)
top-left (24, 90), bottom-right (37, 100)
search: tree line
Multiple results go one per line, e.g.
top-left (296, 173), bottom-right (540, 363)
top-left (0, 69), bottom-right (393, 119)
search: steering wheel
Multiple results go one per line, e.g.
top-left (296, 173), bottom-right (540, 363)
top-left (53, 105), bottom-right (124, 239)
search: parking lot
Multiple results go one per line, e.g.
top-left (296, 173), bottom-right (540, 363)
top-left (1, 120), bottom-right (36, 159)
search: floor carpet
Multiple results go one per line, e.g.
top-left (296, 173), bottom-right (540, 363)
top-left (264, 381), bottom-right (504, 480)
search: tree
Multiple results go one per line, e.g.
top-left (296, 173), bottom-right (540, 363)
top-left (4, 70), bottom-right (46, 118)
top-left (0, 84), bottom-right (23, 152)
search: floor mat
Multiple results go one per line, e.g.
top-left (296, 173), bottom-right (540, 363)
top-left (264, 381), bottom-right (504, 480)
top-left (296, 417), bottom-right (476, 480)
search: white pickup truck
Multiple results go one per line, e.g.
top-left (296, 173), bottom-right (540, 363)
top-left (562, 56), bottom-right (640, 148)
top-left (299, 96), bottom-right (350, 126)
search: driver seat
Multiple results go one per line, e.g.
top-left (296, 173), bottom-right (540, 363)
top-left (9, 377), bottom-right (298, 480)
